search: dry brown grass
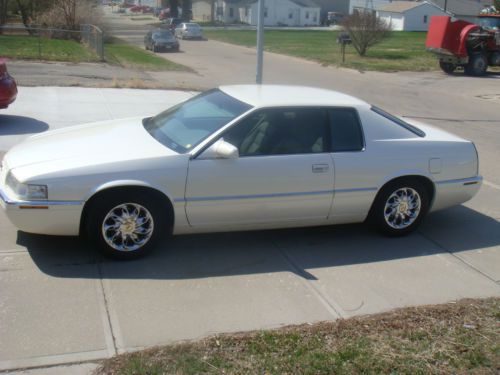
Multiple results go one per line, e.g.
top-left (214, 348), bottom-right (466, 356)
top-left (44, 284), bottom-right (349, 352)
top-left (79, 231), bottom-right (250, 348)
top-left (95, 297), bottom-right (499, 375)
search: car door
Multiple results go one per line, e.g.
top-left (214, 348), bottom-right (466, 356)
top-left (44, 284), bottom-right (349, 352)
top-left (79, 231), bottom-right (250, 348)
top-left (185, 107), bottom-right (335, 226)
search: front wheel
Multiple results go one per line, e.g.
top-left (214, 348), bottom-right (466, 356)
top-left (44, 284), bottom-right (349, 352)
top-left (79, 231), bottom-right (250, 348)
top-left (465, 53), bottom-right (488, 76)
top-left (439, 61), bottom-right (456, 74)
top-left (369, 180), bottom-right (429, 236)
top-left (86, 192), bottom-right (167, 259)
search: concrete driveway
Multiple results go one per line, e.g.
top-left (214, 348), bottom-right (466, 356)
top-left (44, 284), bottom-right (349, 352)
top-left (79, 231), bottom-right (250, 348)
top-left (0, 86), bottom-right (499, 373)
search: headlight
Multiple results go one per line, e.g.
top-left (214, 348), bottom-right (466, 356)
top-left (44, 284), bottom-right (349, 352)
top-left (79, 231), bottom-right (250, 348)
top-left (6, 172), bottom-right (48, 200)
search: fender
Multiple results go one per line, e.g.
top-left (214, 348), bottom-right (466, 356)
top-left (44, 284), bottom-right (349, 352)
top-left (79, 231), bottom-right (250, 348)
top-left (85, 179), bottom-right (175, 204)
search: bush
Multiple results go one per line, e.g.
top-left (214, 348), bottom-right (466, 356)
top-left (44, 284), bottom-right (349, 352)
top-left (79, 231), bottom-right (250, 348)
top-left (342, 11), bottom-right (391, 56)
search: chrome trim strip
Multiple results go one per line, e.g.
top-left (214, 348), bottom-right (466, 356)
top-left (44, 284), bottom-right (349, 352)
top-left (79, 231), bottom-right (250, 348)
top-left (178, 186), bottom-right (377, 203)
top-left (335, 187), bottom-right (377, 193)
top-left (435, 176), bottom-right (483, 186)
top-left (0, 188), bottom-right (84, 207)
top-left (185, 190), bottom-right (333, 202)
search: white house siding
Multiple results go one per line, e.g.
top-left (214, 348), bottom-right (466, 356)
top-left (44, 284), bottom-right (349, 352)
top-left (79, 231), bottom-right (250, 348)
top-left (349, 0), bottom-right (391, 14)
top-left (403, 4), bottom-right (448, 31)
top-left (241, 0), bottom-right (320, 26)
top-left (193, 0), bottom-right (212, 21)
top-left (378, 11), bottom-right (404, 30)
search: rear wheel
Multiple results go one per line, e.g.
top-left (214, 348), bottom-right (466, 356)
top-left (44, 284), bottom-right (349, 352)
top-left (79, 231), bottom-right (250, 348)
top-left (369, 180), bottom-right (429, 236)
top-left (465, 53), bottom-right (488, 76)
top-left (86, 191), bottom-right (168, 259)
top-left (439, 61), bottom-right (456, 74)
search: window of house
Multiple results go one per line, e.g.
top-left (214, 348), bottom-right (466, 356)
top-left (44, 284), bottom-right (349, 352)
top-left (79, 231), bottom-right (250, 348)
top-left (328, 108), bottom-right (364, 152)
top-left (229, 7), bottom-right (234, 17)
top-left (289, 11), bottom-right (293, 19)
top-left (313, 12), bottom-right (317, 22)
top-left (245, 7), bottom-right (249, 16)
top-left (306, 11), bottom-right (309, 19)
top-left (223, 108), bottom-right (329, 156)
top-left (264, 7), bottom-right (268, 17)
top-left (423, 15), bottom-right (428, 23)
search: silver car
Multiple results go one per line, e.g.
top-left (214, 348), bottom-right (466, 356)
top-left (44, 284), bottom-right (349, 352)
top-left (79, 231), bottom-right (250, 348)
top-left (174, 22), bottom-right (203, 39)
top-left (0, 85), bottom-right (482, 259)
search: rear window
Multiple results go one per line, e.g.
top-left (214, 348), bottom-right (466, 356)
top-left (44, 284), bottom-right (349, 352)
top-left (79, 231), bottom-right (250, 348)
top-left (371, 106), bottom-right (425, 137)
top-left (328, 108), bottom-right (364, 152)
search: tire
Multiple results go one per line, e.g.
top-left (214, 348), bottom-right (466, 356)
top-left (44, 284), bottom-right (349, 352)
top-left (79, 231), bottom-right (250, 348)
top-left (439, 61), bottom-right (456, 74)
top-left (369, 179), bottom-right (429, 237)
top-left (153, 44), bottom-right (158, 53)
top-left (86, 191), bottom-right (168, 259)
top-left (465, 53), bottom-right (488, 76)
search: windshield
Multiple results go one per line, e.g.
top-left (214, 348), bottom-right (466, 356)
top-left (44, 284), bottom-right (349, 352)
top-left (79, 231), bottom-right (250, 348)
top-left (186, 23), bottom-right (200, 29)
top-left (479, 17), bottom-right (500, 30)
top-left (153, 31), bottom-right (174, 39)
top-left (144, 90), bottom-right (252, 153)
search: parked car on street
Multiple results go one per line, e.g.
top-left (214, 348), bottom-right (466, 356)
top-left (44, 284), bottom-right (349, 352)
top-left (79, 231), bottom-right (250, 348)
top-left (0, 59), bottom-right (17, 109)
top-left (158, 9), bottom-right (170, 20)
top-left (144, 29), bottom-right (179, 52)
top-left (0, 86), bottom-right (482, 259)
top-left (175, 22), bottom-right (203, 39)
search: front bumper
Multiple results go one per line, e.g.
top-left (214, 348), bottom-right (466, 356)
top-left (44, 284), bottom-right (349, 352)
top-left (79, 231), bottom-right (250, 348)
top-left (0, 187), bottom-right (84, 236)
top-left (431, 176), bottom-right (483, 212)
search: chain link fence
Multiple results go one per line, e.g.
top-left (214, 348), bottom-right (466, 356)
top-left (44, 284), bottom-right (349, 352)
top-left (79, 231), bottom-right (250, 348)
top-left (0, 24), bottom-right (104, 61)
top-left (80, 24), bottom-right (104, 61)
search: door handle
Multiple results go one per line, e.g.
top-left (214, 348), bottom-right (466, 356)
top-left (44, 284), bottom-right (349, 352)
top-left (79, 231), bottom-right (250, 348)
top-left (312, 164), bottom-right (329, 173)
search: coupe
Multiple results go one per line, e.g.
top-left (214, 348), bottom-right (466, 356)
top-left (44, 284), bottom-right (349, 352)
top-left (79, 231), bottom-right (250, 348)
top-left (0, 86), bottom-right (482, 258)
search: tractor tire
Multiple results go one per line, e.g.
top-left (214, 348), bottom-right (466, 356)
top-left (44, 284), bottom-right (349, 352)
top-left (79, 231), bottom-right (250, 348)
top-left (439, 61), bottom-right (456, 74)
top-left (465, 53), bottom-right (488, 76)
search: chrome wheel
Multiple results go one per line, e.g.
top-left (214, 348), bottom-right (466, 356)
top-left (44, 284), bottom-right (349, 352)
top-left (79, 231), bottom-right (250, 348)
top-left (102, 203), bottom-right (154, 252)
top-left (383, 187), bottom-right (421, 230)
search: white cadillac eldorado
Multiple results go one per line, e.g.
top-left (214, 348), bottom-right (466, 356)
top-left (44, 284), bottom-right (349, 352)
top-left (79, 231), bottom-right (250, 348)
top-left (0, 85), bottom-right (482, 258)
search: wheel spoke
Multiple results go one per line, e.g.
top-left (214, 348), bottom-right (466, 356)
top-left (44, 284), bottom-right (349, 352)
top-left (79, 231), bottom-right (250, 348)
top-left (383, 187), bottom-right (422, 230)
top-left (102, 202), bottom-right (155, 252)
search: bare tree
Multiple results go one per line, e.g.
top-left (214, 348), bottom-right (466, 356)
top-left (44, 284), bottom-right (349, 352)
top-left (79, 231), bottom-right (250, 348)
top-left (53, 0), bottom-right (77, 29)
top-left (0, 0), bottom-right (8, 33)
top-left (342, 11), bottom-right (391, 56)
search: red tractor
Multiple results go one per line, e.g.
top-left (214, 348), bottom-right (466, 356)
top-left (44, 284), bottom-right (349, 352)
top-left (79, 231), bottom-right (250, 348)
top-left (426, 12), bottom-right (500, 76)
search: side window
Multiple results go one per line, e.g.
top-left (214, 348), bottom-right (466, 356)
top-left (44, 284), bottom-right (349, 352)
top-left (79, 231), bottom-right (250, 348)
top-left (223, 108), bottom-right (329, 156)
top-left (328, 108), bottom-right (364, 152)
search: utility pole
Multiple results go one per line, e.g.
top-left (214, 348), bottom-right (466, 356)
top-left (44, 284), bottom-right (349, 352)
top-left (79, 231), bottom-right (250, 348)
top-left (444, 0), bottom-right (448, 11)
top-left (256, 0), bottom-right (265, 84)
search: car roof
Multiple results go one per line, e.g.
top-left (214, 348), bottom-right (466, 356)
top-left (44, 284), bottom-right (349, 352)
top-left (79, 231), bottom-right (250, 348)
top-left (219, 85), bottom-right (369, 108)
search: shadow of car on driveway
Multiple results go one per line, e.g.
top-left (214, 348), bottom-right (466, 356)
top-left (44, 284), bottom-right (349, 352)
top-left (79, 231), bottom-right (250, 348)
top-left (0, 115), bottom-right (49, 135)
top-left (17, 205), bottom-right (500, 281)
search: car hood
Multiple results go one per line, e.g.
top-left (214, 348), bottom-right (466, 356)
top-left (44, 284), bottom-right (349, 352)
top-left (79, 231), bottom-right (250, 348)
top-left (4, 117), bottom-right (178, 176)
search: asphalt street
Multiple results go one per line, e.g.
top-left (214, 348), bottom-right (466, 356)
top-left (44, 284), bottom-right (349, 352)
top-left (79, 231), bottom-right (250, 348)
top-left (0, 9), bottom-right (499, 374)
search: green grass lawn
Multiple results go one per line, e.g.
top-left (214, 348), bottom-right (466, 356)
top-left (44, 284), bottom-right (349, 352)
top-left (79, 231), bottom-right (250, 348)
top-left (204, 29), bottom-right (438, 72)
top-left (0, 34), bottom-right (189, 72)
top-left (0, 34), bottom-right (98, 62)
top-left (105, 38), bottom-right (190, 71)
top-left (96, 298), bottom-right (499, 375)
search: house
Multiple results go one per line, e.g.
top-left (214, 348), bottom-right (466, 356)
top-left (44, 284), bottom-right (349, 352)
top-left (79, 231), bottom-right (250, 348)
top-left (311, 0), bottom-right (350, 24)
top-left (193, 0), bottom-right (214, 21)
top-left (193, 0), bottom-right (321, 26)
top-left (428, 0), bottom-right (492, 23)
top-left (376, 1), bottom-right (449, 31)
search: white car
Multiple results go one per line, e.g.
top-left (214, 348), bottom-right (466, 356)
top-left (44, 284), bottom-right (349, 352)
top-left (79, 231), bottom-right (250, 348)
top-left (0, 85), bottom-right (482, 258)
top-left (174, 23), bottom-right (203, 39)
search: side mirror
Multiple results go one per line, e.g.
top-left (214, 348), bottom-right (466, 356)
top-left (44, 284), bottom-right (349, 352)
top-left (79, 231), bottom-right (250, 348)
top-left (199, 138), bottom-right (239, 160)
